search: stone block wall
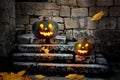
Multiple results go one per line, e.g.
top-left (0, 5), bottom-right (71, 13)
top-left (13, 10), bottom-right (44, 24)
top-left (15, 0), bottom-right (120, 60)
top-left (0, 0), bottom-right (15, 57)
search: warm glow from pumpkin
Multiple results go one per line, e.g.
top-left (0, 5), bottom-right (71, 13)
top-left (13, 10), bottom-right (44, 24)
top-left (48, 23), bottom-right (53, 29)
top-left (74, 39), bottom-right (95, 55)
top-left (39, 23), bottom-right (44, 29)
top-left (78, 44), bottom-right (82, 47)
top-left (39, 31), bottom-right (53, 36)
top-left (85, 43), bottom-right (89, 47)
top-left (78, 50), bottom-right (88, 54)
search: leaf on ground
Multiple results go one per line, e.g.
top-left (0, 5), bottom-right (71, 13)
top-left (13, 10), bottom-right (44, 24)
top-left (65, 74), bottom-right (77, 79)
top-left (35, 74), bottom-right (46, 79)
top-left (17, 70), bottom-right (26, 76)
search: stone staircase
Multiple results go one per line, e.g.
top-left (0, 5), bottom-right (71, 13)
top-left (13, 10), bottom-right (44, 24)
top-left (13, 34), bottom-right (109, 75)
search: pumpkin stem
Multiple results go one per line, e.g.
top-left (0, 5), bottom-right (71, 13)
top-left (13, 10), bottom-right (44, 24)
top-left (84, 37), bottom-right (88, 41)
top-left (43, 17), bottom-right (47, 21)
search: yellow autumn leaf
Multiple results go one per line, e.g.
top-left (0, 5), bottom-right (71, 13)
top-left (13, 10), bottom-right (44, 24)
top-left (91, 11), bottom-right (105, 21)
top-left (0, 72), bottom-right (8, 76)
top-left (35, 74), bottom-right (46, 79)
top-left (10, 72), bottom-right (17, 78)
top-left (76, 75), bottom-right (85, 79)
top-left (0, 70), bottom-right (27, 80)
top-left (41, 47), bottom-right (50, 56)
top-left (17, 70), bottom-right (26, 76)
top-left (65, 74), bottom-right (77, 79)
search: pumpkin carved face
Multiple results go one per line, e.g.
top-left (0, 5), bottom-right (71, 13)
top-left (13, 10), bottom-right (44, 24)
top-left (74, 39), bottom-right (95, 55)
top-left (32, 18), bottom-right (59, 39)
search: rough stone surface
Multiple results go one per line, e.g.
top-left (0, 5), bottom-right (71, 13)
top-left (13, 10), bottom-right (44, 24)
top-left (97, 0), bottom-right (113, 6)
top-left (44, 3), bottom-right (60, 10)
top-left (30, 18), bottom-right (40, 24)
top-left (26, 25), bottom-right (32, 31)
top-left (110, 7), bottom-right (120, 16)
top-left (20, 2), bottom-right (45, 10)
top-left (35, 10), bottom-right (53, 16)
top-left (57, 0), bottom-right (67, 5)
top-left (79, 18), bottom-right (87, 29)
top-left (114, 0), bottom-right (120, 5)
top-left (73, 29), bottom-right (95, 40)
top-left (16, 16), bottom-right (29, 24)
top-left (16, 25), bottom-right (25, 31)
top-left (25, 24), bottom-right (32, 33)
top-left (0, 0), bottom-right (15, 57)
top-left (58, 30), bottom-right (64, 36)
top-left (71, 8), bottom-right (88, 17)
top-left (48, 0), bottom-right (57, 3)
top-left (52, 17), bottom-right (63, 23)
top-left (89, 7), bottom-right (108, 16)
top-left (95, 30), bottom-right (120, 47)
top-left (52, 10), bottom-right (59, 16)
top-left (16, 10), bottom-right (35, 16)
top-left (87, 17), bottom-right (99, 29)
top-left (118, 17), bottom-right (120, 29)
top-left (66, 30), bottom-right (73, 40)
top-left (68, 0), bottom-right (77, 7)
top-left (58, 23), bottom-right (64, 30)
top-left (64, 18), bottom-right (78, 29)
top-left (60, 6), bottom-right (70, 17)
top-left (77, 0), bottom-right (95, 7)
top-left (98, 17), bottom-right (117, 29)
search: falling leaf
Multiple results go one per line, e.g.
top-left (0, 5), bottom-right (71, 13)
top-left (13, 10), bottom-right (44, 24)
top-left (35, 75), bottom-right (46, 79)
top-left (41, 47), bottom-right (50, 56)
top-left (65, 74), bottom-right (77, 79)
top-left (91, 11), bottom-right (105, 21)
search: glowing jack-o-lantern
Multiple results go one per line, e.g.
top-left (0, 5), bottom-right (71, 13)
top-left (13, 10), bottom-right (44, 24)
top-left (74, 39), bottom-right (95, 55)
top-left (32, 17), bottom-right (59, 39)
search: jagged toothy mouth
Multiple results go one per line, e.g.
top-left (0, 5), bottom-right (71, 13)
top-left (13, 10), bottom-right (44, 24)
top-left (39, 32), bottom-right (53, 36)
top-left (78, 50), bottom-right (88, 54)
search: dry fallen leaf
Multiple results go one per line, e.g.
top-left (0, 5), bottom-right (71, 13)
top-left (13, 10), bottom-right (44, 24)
top-left (41, 47), bottom-right (50, 56)
top-left (65, 74), bottom-right (77, 79)
top-left (91, 11), bottom-right (105, 21)
top-left (76, 75), bottom-right (85, 79)
top-left (35, 74), bottom-right (46, 79)
top-left (65, 74), bottom-right (85, 80)
top-left (0, 70), bottom-right (28, 80)
top-left (17, 70), bottom-right (26, 76)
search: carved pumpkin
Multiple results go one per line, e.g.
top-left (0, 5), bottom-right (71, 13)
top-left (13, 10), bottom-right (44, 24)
top-left (74, 39), bottom-right (95, 55)
top-left (32, 17), bottom-right (59, 39)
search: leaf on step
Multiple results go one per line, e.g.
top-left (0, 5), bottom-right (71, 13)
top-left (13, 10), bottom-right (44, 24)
top-left (35, 74), bottom-right (46, 79)
top-left (17, 70), bottom-right (26, 76)
top-left (41, 47), bottom-right (50, 56)
top-left (65, 74), bottom-right (77, 79)
top-left (91, 11), bottom-right (105, 21)
top-left (76, 75), bottom-right (85, 79)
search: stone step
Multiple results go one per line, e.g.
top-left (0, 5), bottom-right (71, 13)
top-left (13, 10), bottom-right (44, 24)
top-left (13, 62), bottom-right (109, 74)
top-left (18, 44), bottom-right (74, 52)
top-left (17, 34), bottom-right (66, 44)
top-left (13, 53), bottom-right (74, 63)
